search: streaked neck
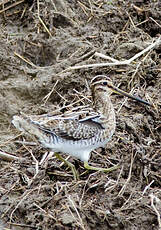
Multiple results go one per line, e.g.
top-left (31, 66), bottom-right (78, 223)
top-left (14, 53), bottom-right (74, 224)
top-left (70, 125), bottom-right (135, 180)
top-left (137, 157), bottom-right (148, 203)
top-left (93, 90), bottom-right (116, 132)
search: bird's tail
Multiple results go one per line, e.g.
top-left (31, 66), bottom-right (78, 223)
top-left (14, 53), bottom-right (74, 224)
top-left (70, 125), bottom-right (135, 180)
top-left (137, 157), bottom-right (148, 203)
top-left (12, 115), bottom-right (48, 143)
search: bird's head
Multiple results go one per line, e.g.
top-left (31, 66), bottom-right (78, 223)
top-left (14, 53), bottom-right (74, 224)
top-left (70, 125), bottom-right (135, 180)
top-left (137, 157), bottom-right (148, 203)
top-left (91, 75), bottom-right (150, 106)
top-left (91, 75), bottom-right (113, 94)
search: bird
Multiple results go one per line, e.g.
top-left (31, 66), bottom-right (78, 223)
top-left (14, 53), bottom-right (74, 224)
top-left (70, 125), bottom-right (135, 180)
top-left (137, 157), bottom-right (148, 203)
top-left (12, 75), bottom-right (150, 180)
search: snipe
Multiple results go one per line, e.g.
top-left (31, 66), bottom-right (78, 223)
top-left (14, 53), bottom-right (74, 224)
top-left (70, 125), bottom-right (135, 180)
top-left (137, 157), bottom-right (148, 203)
top-left (12, 75), bottom-right (150, 180)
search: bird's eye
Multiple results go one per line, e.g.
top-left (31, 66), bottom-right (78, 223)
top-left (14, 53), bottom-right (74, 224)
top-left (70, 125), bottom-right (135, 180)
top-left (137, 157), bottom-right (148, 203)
top-left (103, 81), bottom-right (107, 86)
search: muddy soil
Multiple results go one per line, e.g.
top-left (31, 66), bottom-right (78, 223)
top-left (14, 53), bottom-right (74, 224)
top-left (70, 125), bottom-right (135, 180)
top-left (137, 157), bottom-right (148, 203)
top-left (0, 1), bottom-right (161, 230)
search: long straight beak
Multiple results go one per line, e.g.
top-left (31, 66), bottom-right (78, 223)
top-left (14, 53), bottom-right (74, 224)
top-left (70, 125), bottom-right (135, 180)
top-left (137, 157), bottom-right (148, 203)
top-left (111, 85), bottom-right (151, 106)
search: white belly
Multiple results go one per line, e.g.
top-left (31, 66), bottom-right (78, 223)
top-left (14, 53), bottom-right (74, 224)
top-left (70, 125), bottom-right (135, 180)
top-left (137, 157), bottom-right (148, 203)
top-left (41, 137), bottom-right (111, 162)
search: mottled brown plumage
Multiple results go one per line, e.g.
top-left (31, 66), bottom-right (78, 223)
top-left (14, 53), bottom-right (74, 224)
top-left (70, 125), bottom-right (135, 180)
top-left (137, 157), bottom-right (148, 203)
top-left (12, 75), bottom-right (150, 179)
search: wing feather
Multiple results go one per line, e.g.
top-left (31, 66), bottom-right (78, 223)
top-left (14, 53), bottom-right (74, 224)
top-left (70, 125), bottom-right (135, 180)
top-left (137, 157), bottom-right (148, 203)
top-left (31, 116), bottom-right (103, 141)
top-left (25, 107), bottom-right (104, 141)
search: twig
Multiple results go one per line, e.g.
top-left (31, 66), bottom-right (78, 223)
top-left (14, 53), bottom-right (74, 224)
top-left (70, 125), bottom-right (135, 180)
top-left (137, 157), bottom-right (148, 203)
top-left (117, 87), bottom-right (135, 114)
top-left (33, 202), bottom-right (56, 220)
top-left (0, 0), bottom-right (25, 14)
top-left (68, 195), bottom-right (86, 230)
top-left (136, 19), bottom-right (149, 27)
top-left (105, 165), bottom-right (124, 192)
top-left (149, 17), bottom-right (161, 28)
top-left (0, 0), bottom-right (11, 6)
top-left (142, 180), bottom-right (154, 195)
top-left (127, 12), bottom-right (135, 28)
top-left (0, 133), bottom-right (23, 147)
top-left (22, 145), bottom-right (39, 185)
top-left (37, 0), bottom-right (52, 37)
top-left (150, 194), bottom-right (161, 229)
top-left (63, 60), bottom-right (132, 71)
top-left (127, 36), bottom-right (161, 63)
top-left (20, 4), bottom-right (27, 19)
top-left (0, 151), bottom-right (23, 162)
top-left (10, 190), bottom-right (32, 222)
top-left (94, 52), bottom-right (118, 62)
top-left (14, 52), bottom-right (38, 68)
top-left (40, 151), bottom-right (50, 165)
top-left (42, 80), bottom-right (59, 104)
top-left (14, 141), bottom-right (37, 146)
top-left (8, 222), bottom-right (37, 229)
top-left (61, 36), bottom-right (161, 72)
top-left (118, 152), bottom-right (134, 196)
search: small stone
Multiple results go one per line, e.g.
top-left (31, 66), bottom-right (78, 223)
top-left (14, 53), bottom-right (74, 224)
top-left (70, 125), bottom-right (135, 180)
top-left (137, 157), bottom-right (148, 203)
top-left (61, 212), bottom-right (75, 225)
